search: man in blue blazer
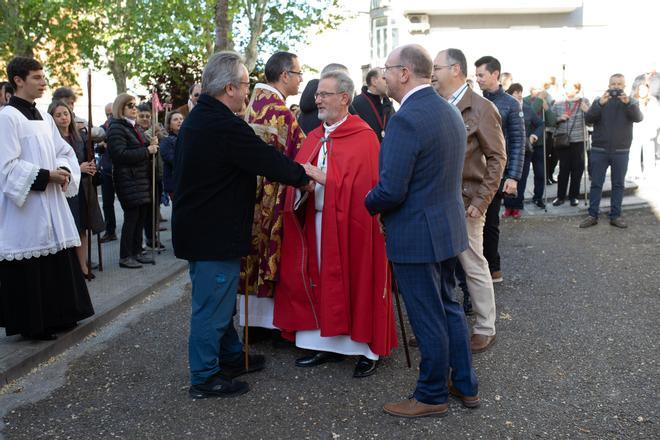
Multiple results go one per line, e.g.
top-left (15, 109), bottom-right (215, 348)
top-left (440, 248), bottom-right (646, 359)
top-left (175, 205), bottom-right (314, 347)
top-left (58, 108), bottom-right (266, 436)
top-left (365, 44), bottom-right (479, 418)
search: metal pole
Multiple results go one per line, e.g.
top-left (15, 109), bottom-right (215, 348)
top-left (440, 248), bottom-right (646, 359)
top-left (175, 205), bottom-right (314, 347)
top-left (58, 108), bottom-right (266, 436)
top-left (389, 262), bottom-right (411, 368)
top-left (541, 101), bottom-right (548, 211)
top-left (582, 110), bottom-right (589, 206)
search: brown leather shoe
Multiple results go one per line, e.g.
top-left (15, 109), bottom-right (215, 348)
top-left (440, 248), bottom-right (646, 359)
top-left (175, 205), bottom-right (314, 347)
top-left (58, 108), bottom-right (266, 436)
top-left (449, 384), bottom-right (481, 408)
top-left (471, 334), bottom-right (496, 353)
top-left (383, 398), bottom-right (448, 418)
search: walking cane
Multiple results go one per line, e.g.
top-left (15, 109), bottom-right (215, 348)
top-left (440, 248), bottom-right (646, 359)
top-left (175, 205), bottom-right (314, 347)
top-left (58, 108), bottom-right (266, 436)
top-left (150, 90), bottom-right (159, 263)
top-left (244, 288), bottom-right (250, 371)
top-left (541, 103), bottom-right (548, 212)
top-left (582, 111), bottom-right (589, 206)
top-left (85, 69), bottom-right (103, 278)
top-left (388, 261), bottom-right (411, 368)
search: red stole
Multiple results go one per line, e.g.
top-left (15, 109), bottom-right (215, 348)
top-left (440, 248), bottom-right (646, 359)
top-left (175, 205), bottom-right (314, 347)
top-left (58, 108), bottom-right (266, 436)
top-left (273, 115), bottom-right (397, 356)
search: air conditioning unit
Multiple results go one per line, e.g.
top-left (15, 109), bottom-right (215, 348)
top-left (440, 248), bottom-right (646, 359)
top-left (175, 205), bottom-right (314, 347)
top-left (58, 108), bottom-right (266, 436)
top-left (407, 14), bottom-right (430, 34)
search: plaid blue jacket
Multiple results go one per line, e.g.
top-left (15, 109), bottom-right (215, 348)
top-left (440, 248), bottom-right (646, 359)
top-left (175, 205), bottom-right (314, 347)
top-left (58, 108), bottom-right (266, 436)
top-left (365, 86), bottom-right (468, 263)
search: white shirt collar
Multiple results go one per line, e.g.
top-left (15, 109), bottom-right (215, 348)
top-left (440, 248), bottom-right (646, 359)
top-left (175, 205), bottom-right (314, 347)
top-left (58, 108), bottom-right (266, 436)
top-left (323, 113), bottom-right (349, 137)
top-left (400, 84), bottom-right (431, 106)
top-left (448, 82), bottom-right (469, 107)
top-left (254, 83), bottom-right (285, 101)
top-left (124, 117), bottom-right (136, 126)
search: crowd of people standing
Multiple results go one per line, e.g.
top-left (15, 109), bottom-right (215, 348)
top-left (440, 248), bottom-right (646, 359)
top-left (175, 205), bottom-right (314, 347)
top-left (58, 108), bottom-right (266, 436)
top-left (0, 42), bottom-right (656, 419)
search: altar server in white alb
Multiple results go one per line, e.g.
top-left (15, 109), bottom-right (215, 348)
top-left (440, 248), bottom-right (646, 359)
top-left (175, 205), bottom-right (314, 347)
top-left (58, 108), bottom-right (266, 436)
top-left (0, 57), bottom-right (94, 341)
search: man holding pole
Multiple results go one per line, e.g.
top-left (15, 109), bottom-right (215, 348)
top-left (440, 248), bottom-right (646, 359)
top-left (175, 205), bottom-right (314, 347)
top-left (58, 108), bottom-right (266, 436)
top-left (172, 51), bottom-right (312, 399)
top-left (365, 45), bottom-right (479, 418)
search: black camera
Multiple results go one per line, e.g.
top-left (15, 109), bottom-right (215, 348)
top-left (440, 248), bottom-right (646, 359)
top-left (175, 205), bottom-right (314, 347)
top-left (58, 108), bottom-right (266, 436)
top-left (608, 88), bottom-right (624, 97)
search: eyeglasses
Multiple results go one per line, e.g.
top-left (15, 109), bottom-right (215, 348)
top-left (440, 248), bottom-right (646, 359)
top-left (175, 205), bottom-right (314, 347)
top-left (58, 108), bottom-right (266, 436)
top-left (287, 70), bottom-right (303, 78)
top-left (125, 102), bottom-right (137, 109)
top-left (314, 91), bottom-right (341, 99)
top-left (433, 64), bottom-right (457, 71)
top-left (383, 65), bottom-right (406, 72)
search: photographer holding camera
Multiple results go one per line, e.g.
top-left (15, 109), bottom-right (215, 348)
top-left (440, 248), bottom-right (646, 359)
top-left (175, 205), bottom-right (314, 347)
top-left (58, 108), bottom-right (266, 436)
top-left (580, 74), bottom-right (643, 229)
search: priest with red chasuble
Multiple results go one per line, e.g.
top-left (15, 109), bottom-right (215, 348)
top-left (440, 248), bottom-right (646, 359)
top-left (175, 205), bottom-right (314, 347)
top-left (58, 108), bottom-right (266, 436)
top-left (273, 71), bottom-right (397, 378)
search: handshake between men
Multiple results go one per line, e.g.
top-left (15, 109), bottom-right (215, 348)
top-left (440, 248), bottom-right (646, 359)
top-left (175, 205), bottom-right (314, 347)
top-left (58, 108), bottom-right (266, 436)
top-left (301, 162), bottom-right (325, 192)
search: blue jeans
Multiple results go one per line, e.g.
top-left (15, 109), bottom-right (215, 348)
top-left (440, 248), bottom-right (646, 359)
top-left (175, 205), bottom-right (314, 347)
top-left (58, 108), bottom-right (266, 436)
top-left (588, 150), bottom-right (629, 219)
top-left (188, 259), bottom-right (243, 385)
top-left (392, 259), bottom-right (478, 404)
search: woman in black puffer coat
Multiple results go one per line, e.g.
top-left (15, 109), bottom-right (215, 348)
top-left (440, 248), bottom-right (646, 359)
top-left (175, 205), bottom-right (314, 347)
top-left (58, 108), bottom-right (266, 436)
top-left (107, 93), bottom-right (159, 268)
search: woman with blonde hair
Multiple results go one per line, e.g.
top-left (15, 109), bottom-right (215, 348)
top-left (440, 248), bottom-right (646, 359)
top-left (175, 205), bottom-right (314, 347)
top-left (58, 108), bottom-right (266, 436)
top-left (107, 93), bottom-right (159, 268)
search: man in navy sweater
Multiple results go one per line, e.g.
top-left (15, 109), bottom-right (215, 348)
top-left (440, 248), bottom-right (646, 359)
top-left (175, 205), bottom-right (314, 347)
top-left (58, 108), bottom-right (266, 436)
top-left (474, 56), bottom-right (525, 288)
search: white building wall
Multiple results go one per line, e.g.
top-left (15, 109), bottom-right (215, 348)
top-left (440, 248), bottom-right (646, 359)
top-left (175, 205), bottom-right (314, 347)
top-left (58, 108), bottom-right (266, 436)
top-left (369, 0), bottom-right (658, 99)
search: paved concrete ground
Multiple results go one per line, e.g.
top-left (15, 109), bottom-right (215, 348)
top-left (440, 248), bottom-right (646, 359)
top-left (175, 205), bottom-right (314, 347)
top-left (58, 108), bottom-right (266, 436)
top-left (1, 207), bottom-right (657, 439)
top-left (0, 202), bottom-right (186, 385)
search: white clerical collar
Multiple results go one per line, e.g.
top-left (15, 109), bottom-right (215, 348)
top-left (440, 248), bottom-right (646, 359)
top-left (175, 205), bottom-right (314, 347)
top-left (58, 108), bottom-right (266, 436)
top-left (400, 84), bottom-right (431, 106)
top-left (323, 113), bottom-right (349, 137)
top-left (254, 83), bottom-right (285, 101)
top-left (448, 82), bottom-right (469, 107)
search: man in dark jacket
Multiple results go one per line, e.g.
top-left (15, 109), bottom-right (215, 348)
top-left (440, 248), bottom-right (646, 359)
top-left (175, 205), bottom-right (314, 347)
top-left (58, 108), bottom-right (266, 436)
top-left (475, 56), bottom-right (525, 283)
top-left (172, 51), bottom-right (311, 400)
top-left (352, 68), bottom-right (395, 142)
top-left (580, 74), bottom-right (643, 229)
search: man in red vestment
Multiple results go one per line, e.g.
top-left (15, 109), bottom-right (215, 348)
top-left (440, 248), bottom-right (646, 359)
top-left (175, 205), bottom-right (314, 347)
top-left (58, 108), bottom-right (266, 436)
top-left (273, 70), bottom-right (397, 378)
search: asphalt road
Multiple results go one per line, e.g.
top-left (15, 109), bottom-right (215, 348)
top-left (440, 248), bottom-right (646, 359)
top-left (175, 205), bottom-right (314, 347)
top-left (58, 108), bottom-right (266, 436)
top-left (1, 208), bottom-right (658, 439)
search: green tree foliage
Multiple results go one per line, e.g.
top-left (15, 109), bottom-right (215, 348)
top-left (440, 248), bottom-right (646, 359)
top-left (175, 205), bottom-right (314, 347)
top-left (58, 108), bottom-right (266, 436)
top-left (1, 0), bottom-right (344, 99)
top-left (0, 0), bottom-right (85, 87)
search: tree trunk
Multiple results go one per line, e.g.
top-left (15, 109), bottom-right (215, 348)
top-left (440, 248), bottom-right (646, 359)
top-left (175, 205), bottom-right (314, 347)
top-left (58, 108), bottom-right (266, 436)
top-left (109, 59), bottom-right (128, 95)
top-left (214, 0), bottom-right (233, 52)
top-left (243, 0), bottom-right (267, 73)
top-left (4, 0), bottom-right (34, 57)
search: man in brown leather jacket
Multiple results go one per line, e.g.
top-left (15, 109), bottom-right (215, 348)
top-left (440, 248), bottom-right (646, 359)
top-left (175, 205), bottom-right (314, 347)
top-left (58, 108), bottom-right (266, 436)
top-left (432, 48), bottom-right (506, 354)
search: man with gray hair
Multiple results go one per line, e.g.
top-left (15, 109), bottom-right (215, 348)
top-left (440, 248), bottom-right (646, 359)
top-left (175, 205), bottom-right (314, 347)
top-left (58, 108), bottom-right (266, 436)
top-left (297, 62), bottom-right (353, 134)
top-left (432, 48), bottom-right (506, 354)
top-left (274, 70), bottom-right (397, 379)
top-left (172, 51), bottom-right (313, 399)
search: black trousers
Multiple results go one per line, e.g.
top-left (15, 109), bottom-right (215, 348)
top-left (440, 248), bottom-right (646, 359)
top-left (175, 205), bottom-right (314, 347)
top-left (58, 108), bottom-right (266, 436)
top-left (144, 181), bottom-right (162, 244)
top-left (120, 204), bottom-right (148, 259)
top-left (545, 132), bottom-right (559, 180)
top-left (101, 172), bottom-right (116, 235)
top-left (482, 192), bottom-right (502, 274)
top-left (556, 141), bottom-right (585, 200)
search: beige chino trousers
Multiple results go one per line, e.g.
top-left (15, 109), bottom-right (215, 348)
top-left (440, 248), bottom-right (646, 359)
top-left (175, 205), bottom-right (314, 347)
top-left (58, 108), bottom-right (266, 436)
top-left (458, 213), bottom-right (496, 336)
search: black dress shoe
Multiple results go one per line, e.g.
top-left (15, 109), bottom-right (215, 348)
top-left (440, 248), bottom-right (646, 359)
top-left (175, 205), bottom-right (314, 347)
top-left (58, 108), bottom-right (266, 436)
top-left (570, 198), bottom-right (579, 206)
top-left (533, 199), bottom-right (546, 209)
top-left (353, 356), bottom-right (378, 378)
top-left (135, 254), bottom-right (155, 265)
top-left (295, 351), bottom-right (345, 368)
top-left (188, 374), bottom-right (249, 399)
top-left (219, 353), bottom-right (266, 379)
top-left (146, 241), bottom-right (166, 251)
top-left (100, 233), bottom-right (117, 243)
top-left (22, 332), bottom-right (57, 341)
top-left (119, 257), bottom-right (142, 269)
top-left (552, 198), bottom-right (565, 206)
